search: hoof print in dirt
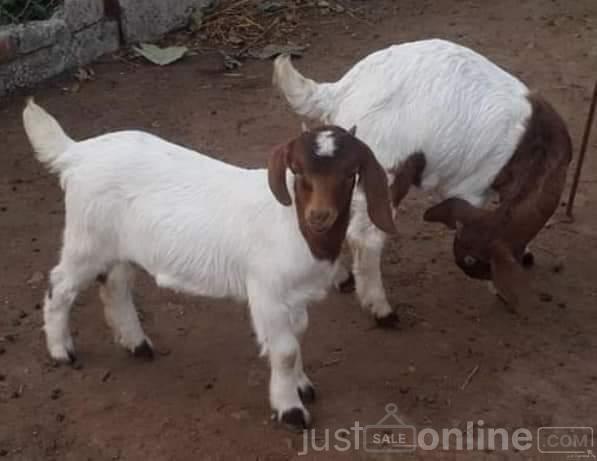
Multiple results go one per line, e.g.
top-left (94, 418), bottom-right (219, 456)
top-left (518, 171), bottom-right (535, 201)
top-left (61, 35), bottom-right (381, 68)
top-left (521, 251), bottom-right (535, 268)
top-left (337, 272), bottom-right (355, 293)
top-left (375, 312), bottom-right (399, 329)
top-left (298, 384), bottom-right (316, 404)
top-left (280, 408), bottom-right (309, 431)
top-left (132, 340), bottom-right (155, 360)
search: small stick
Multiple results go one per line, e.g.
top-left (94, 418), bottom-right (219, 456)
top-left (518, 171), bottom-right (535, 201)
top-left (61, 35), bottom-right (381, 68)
top-left (460, 364), bottom-right (480, 390)
top-left (566, 79), bottom-right (597, 219)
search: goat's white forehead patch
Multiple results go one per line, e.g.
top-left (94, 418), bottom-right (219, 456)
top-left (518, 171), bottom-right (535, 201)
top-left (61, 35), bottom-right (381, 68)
top-left (315, 130), bottom-right (337, 157)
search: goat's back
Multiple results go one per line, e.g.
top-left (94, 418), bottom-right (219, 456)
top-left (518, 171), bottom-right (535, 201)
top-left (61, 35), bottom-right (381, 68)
top-left (323, 39), bottom-right (534, 201)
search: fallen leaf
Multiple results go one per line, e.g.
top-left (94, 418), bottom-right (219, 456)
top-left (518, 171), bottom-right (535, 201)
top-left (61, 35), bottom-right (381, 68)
top-left (248, 43), bottom-right (307, 60)
top-left (133, 43), bottom-right (188, 66)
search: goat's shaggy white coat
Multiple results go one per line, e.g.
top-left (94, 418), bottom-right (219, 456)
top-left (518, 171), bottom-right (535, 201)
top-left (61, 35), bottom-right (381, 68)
top-left (23, 100), bottom-right (338, 425)
top-left (274, 39), bottom-right (533, 318)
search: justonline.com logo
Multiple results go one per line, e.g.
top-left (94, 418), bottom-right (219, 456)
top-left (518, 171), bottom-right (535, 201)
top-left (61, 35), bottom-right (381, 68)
top-left (298, 404), bottom-right (595, 457)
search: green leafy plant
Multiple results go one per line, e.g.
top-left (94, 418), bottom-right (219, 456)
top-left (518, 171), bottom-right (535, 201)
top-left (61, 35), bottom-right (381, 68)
top-left (0, 0), bottom-right (62, 26)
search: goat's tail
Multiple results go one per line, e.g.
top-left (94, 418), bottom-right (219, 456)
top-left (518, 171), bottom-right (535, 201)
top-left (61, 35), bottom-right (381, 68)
top-left (273, 54), bottom-right (334, 121)
top-left (23, 98), bottom-right (74, 171)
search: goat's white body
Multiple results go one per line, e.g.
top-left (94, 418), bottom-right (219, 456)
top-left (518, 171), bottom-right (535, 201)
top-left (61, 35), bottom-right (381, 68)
top-left (24, 101), bottom-right (332, 423)
top-left (57, 131), bottom-right (332, 303)
top-left (275, 39), bottom-right (532, 317)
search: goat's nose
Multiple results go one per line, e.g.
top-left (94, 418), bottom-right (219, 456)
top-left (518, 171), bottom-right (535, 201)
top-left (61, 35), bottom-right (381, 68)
top-left (309, 209), bottom-right (332, 224)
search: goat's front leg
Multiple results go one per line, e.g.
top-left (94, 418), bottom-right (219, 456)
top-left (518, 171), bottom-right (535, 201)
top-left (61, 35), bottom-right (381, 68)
top-left (290, 306), bottom-right (315, 404)
top-left (346, 199), bottom-right (397, 327)
top-left (247, 283), bottom-right (310, 430)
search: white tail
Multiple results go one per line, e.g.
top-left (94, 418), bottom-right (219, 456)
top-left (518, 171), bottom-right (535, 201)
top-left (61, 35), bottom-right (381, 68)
top-left (23, 98), bottom-right (73, 171)
top-left (273, 54), bottom-right (333, 121)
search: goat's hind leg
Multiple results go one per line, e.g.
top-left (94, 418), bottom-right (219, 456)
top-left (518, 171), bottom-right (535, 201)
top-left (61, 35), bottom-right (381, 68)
top-left (44, 255), bottom-right (103, 363)
top-left (100, 262), bottom-right (154, 359)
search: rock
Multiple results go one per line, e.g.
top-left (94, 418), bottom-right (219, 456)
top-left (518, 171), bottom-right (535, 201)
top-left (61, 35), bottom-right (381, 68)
top-left (118, 0), bottom-right (212, 44)
top-left (27, 272), bottom-right (45, 285)
top-left (15, 18), bottom-right (69, 54)
top-left (63, 0), bottom-right (104, 31)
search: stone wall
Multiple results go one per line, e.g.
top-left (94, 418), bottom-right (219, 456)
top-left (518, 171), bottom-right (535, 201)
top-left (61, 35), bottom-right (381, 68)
top-left (0, 0), bottom-right (211, 95)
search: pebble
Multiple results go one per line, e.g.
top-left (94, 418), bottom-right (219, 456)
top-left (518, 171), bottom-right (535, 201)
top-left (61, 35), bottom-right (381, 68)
top-left (50, 388), bottom-right (63, 400)
top-left (27, 272), bottom-right (45, 285)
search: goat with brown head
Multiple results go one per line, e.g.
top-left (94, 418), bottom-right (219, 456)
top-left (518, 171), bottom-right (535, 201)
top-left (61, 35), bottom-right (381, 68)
top-left (424, 95), bottom-right (572, 306)
top-left (268, 125), bottom-right (395, 261)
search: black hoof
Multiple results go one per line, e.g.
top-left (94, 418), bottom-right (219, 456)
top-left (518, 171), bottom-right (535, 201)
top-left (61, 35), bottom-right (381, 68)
top-left (521, 251), bottom-right (535, 268)
top-left (280, 407), bottom-right (309, 431)
top-left (298, 384), bottom-right (316, 404)
top-left (132, 340), bottom-right (154, 360)
top-left (337, 272), bottom-right (355, 293)
top-left (375, 312), bottom-right (399, 329)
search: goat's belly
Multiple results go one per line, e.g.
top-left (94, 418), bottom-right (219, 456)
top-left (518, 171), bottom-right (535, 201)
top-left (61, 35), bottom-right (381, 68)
top-left (138, 259), bottom-right (247, 300)
top-left (154, 271), bottom-right (246, 300)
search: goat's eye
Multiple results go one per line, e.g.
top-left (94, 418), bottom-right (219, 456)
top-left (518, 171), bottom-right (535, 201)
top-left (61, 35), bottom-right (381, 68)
top-left (463, 255), bottom-right (477, 266)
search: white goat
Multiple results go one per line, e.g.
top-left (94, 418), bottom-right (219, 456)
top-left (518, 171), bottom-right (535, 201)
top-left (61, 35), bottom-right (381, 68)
top-left (273, 38), bottom-right (571, 317)
top-left (23, 99), bottom-right (394, 430)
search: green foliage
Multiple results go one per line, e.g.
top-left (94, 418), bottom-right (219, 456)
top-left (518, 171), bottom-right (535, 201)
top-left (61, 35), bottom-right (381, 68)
top-left (0, 0), bottom-right (62, 26)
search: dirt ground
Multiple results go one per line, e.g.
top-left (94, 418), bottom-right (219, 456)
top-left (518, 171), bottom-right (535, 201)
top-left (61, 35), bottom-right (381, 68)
top-left (1, 0), bottom-right (597, 460)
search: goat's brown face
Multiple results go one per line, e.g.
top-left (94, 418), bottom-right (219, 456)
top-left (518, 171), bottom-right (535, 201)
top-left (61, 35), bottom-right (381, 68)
top-left (268, 125), bottom-right (395, 259)
top-left (452, 226), bottom-right (493, 280)
top-left (424, 198), bottom-right (527, 305)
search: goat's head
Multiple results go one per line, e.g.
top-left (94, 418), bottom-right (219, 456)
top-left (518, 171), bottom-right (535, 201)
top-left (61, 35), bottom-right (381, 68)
top-left (423, 198), bottom-right (526, 304)
top-left (268, 125), bottom-right (395, 259)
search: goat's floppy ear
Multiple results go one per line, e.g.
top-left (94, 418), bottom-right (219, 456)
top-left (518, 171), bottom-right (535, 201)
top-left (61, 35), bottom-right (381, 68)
top-left (490, 240), bottom-right (527, 307)
top-left (359, 147), bottom-right (396, 234)
top-left (423, 198), bottom-right (488, 229)
top-left (268, 143), bottom-right (292, 206)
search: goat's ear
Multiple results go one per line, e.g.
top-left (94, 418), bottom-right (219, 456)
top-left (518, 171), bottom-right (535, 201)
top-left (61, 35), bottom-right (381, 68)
top-left (490, 240), bottom-right (527, 307)
top-left (359, 147), bottom-right (396, 234)
top-left (348, 125), bottom-right (357, 136)
top-left (268, 143), bottom-right (292, 206)
top-left (423, 198), bottom-right (488, 229)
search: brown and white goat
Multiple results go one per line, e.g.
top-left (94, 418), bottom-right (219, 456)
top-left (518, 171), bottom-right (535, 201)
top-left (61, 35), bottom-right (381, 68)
top-left (424, 94), bottom-right (572, 305)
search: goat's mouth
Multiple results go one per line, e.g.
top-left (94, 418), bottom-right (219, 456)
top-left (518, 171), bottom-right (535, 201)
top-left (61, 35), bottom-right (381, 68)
top-left (457, 260), bottom-right (492, 280)
top-left (307, 221), bottom-right (334, 234)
